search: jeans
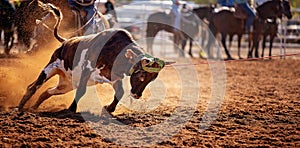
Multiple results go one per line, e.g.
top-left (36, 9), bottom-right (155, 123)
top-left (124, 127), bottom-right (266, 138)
top-left (238, 3), bottom-right (255, 31)
top-left (218, 0), bottom-right (234, 7)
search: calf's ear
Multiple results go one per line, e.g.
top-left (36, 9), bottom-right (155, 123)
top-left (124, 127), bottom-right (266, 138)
top-left (125, 49), bottom-right (137, 64)
top-left (125, 49), bottom-right (137, 60)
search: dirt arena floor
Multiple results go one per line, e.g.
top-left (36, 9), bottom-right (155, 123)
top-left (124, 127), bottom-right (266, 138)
top-left (0, 44), bottom-right (299, 147)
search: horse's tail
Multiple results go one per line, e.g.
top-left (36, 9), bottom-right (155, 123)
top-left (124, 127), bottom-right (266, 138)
top-left (48, 3), bottom-right (66, 43)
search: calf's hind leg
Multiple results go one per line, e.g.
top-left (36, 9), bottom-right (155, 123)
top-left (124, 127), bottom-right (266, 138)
top-left (32, 72), bottom-right (73, 110)
top-left (19, 71), bottom-right (49, 111)
top-left (19, 62), bottom-right (61, 111)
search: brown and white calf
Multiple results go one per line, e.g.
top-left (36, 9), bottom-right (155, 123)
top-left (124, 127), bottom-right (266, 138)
top-left (18, 4), bottom-right (170, 113)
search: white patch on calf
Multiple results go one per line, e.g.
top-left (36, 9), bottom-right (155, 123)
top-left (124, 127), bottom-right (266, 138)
top-left (43, 48), bottom-right (113, 90)
top-left (43, 59), bottom-right (62, 77)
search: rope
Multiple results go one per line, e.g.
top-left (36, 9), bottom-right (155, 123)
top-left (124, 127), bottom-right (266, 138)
top-left (166, 52), bottom-right (300, 67)
top-left (64, 8), bottom-right (98, 36)
top-left (37, 7), bottom-right (105, 37)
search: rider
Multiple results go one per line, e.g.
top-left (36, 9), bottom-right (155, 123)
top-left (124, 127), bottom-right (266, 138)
top-left (68, 0), bottom-right (95, 34)
top-left (217, 0), bottom-right (234, 7)
top-left (235, 0), bottom-right (256, 33)
top-left (171, 0), bottom-right (181, 30)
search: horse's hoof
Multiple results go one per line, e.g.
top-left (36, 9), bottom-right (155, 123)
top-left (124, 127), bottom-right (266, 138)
top-left (225, 57), bottom-right (235, 61)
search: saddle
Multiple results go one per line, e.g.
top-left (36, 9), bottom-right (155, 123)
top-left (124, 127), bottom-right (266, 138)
top-left (233, 5), bottom-right (248, 20)
top-left (214, 6), bottom-right (248, 20)
top-left (213, 6), bottom-right (235, 13)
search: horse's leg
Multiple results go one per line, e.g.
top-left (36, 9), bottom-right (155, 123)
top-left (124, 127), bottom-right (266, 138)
top-left (0, 30), bottom-right (2, 43)
top-left (221, 33), bottom-right (233, 60)
top-left (248, 45), bottom-right (254, 58)
top-left (229, 35), bottom-right (233, 49)
top-left (9, 32), bottom-right (14, 51)
top-left (254, 42), bottom-right (259, 58)
top-left (188, 38), bottom-right (193, 57)
top-left (181, 34), bottom-right (187, 53)
top-left (253, 40), bottom-right (259, 58)
top-left (237, 34), bottom-right (242, 59)
top-left (261, 34), bottom-right (267, 58)
top-left (3, 30), bottom-right (13, 55)
top-left (24, 32), bottom-right (32, 53)
top-left (269, 35), bottom-right (275, 60)
top-left (4, 32), bottom-right (10, 55)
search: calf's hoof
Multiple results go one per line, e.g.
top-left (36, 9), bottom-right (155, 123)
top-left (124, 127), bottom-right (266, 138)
top-left (104, 105), bottom-right (115, 113)
top-left (67, 106), bottom-right (77, 113)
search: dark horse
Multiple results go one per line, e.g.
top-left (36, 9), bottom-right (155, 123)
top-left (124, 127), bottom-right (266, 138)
top-left (146, 11), bottom-right (183, 56)
top-left (206, 0), bottom-right (290, 60)
top-left (14, 0), bottom-right (109, 53)
top-left (146, 6), bottom-right (210, 57)
top-left (206, 7), bottom-right (248, 60)
top-left (0, 0), bottom-right (15, 55)
top-left (249, 0), bottom-right (292, 59)
top-left (14, 0), bottom-right (74, 52)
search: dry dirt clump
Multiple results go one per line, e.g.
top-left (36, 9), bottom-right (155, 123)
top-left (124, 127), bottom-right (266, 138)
top-left (0, 52), bottom-right (299, 147)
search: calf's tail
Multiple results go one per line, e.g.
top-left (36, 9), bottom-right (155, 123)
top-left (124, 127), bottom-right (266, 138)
top-left (48, 4), bottom-right (66, 43)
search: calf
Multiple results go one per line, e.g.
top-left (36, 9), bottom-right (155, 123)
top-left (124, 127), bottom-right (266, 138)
top-left (18, 4), bottom-right (170, 113)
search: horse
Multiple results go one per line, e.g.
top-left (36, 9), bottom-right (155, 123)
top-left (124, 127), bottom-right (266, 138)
top-left (14, 0), bottom-right (65, 52)
top-left (146, 11), bottom-right (183, 56)
top-left (14, 0), bottom-right (109, 53)
top-left (206, 0), bottom-right (291, 60)
top-left (146, 7), bottom-right (203, 57)
top-left (0, 0), bottom-right (15, 55)
top-left (206, 6), bottom-right (249, 60)
top-left (249, 0), bottom-right (292, 59)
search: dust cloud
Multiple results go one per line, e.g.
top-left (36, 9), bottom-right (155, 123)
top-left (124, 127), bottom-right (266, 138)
top-left (0, 42), bottom-right (71, 111)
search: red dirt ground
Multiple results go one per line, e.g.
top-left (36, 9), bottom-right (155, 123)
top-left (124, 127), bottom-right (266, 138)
top-left (0, 46), bottom-right (299, 147)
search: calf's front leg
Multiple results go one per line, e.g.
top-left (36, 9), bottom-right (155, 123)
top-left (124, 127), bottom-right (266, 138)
top-left (105, 80), bottom-right (124, 112)
top-left (68, 67), bottom-right (92, 112)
